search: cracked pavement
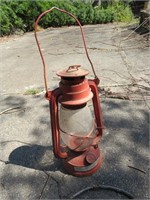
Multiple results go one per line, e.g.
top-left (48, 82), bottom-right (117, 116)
top-left (0, 23), bottom-right (149, 199)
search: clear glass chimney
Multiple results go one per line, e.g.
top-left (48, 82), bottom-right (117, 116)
top-left (59, 104), bottom-right (96, 151)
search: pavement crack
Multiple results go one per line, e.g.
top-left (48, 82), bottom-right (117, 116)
top-left (39, 172), bottom-right (62, 199)
top-left (1, 183), bottom-right (5, 191)
top-left (39, 172), bottom-right (50, 200)
top-left (49, 174), bottom-right (62, 199)
top-left (0, 159), bottom-right (9, 164)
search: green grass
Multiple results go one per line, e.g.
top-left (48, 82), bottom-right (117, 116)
top-left (24, 88), bottom-right (43, 95)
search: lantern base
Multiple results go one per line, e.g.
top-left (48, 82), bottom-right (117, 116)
top-left (63, 146), bottom-right (102, 176)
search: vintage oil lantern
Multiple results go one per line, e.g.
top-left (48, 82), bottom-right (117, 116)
top-left (34, 7), bottom-right (103, 176)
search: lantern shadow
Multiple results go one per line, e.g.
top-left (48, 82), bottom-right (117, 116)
top-left (8, 145), bottom-right (65, 172)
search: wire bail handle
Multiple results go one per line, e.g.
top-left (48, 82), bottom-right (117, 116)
top-left (34, 7), bottom-right (99, 93)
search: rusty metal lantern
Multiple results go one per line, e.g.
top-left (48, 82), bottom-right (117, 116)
top-left (34, 7), bottom-right (103, 176)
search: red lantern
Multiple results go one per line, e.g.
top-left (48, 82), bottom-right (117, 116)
top-left (34, 7), bottom-right (103, 176)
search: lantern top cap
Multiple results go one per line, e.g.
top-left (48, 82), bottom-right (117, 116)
top-left (57, 65), bottom-right (89, 77)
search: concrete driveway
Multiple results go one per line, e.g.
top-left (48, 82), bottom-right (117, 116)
top-left (0, 23), bottom-right (149, 199)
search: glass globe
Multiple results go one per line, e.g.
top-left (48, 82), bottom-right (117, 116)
top-left (59, 104), bottom-right (97, 151)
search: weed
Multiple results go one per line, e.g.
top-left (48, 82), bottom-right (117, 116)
top-left (24, 88), bottom-right (43, 95)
